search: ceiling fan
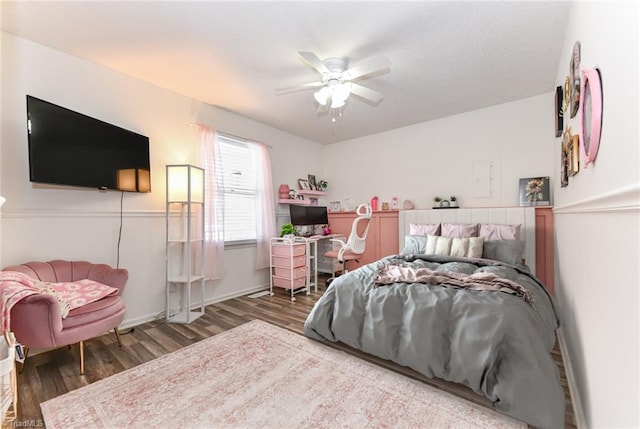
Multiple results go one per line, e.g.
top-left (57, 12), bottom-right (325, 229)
top-left (276, 51), bottom-right (390, 120)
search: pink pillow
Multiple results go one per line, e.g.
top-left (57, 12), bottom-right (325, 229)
top-left (479, 223), bottom-right (521, 240)
top-left (409, 223), bottom-right (441, 236)
top-left (440, 223), bottom-right (479, 238)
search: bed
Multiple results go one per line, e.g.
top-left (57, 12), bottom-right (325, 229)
top-left (303, 207), bottom-right (564, 429)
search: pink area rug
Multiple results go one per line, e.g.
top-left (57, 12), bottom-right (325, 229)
top-left (41, 320), bottom-right (526, 428)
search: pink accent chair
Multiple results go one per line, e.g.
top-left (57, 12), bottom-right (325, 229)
top-left (2, 260), bottom-right (128, 375)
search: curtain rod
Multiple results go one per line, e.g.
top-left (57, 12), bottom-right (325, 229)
top-left (189, 123), bottom-right (273, 149)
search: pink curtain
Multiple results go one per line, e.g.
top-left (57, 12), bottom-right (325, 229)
top-left (197, 125), bottom-right (225, 280)
top-left (251, 141), bottom-right (276, 270)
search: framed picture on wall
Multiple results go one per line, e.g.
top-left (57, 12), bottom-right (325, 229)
top-left (519, 176), bottom-right (551, 206)
top-left (561, 131), bottom-right (570, 188)
top-left (568, 135), bottom-right (580, 176)
top-left (554, 86), bottom-right (563, 137)
top-left (570, 41), bottom-right (581, 118)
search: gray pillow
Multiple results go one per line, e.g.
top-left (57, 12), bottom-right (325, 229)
top-left (400, 235), bottom-right (427, 255)
top-left (482, 240), bottom-right (524, 266)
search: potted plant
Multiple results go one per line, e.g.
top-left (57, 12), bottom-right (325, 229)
top-left (280, 223), bottom-right (296, 237)
top-left (450, 196), bottom-right (458, 207)
top-left (433, 196), bottom-right (442, 208)
top-left (318, 179), bottom-right (328, 192)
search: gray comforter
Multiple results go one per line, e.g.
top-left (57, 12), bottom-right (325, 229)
top-left (304, 255), bottom-right (564, 429)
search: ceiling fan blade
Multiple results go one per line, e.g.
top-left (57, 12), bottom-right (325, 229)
top-left (342, 56), bottom-right (391, 81)
top-left (349, 83), bottom-right (383, 104)
top-left (274, 81), bottom-right (324, 94)
top-left (299, 51), bottom-right (330, 75)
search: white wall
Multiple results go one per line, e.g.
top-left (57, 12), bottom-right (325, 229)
top-left (552, 2), bottom-right (639, 428)
top-left (0, 32), bottom-right (324, 326)
top-left (324, 94), bottom-right (554, 209)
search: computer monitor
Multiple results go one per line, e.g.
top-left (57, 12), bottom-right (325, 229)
top-left (289, 205), bottom-right (329, 235)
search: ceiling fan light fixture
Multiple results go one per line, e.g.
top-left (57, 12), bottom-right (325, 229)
top-left (314, 86), bottom-right (330, 106)
top-left (287, 51), bottom-right (389, 121)
top-left (330, 95), bottom-right (345, 109)
top-left (333, 82), bottom-right (351, 103)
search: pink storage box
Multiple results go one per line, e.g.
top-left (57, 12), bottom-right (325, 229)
top-left (272, 244), bottom-right (306, 257)
top-left (274, 267), bottom-right (306, 279)
top-left (272, 255), bottom-right (306, 268)
top-left (272, 276), bottom-right (306, 290)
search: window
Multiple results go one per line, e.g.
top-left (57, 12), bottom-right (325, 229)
top-left (199, 125), bottom-right (275, 276)
top-left (216, 134), bottom-right (258, 242)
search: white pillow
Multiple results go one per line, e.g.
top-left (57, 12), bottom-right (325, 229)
top-left (425, 235), bottom-right (484, 259)
top-left (434, 236), bottom-right (453, 256)
top-left (448, 237), bottom-right (485, 258)
top-left (425, 234), bottom-right (439, 255)
top-left (450, 237), bottom-right (469, 257)
top-left (467, 237), bottom-right (484, 258)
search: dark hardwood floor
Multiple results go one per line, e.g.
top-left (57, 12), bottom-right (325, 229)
top-left (14, 277), bottom-right (576, 428)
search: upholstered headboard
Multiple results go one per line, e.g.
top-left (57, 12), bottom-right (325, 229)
top-left (398, 207), bottom-right (536, 272)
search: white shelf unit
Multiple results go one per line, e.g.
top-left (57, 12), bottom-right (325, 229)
top-left (1, 332), bottom-right (17, 428)
top-left (165, 165), bottom-right (205, 324)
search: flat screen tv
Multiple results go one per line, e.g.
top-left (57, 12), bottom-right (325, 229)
top-left (289, 205), bottom-right (329, 227)
top-left (26, 95), bottom-right (151, 192)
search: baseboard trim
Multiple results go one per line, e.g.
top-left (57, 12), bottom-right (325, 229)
top-left (557, 327), bottom-right (587, 429)
top-left (119, 283), bottom-right (270, 329)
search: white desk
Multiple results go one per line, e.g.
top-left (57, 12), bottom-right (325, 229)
top-left (304, 234), bottom-right (345, 278)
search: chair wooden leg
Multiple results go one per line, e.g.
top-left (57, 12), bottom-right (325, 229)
top-left (18, 347), bottom-right (29, 374)
top-left (79, 341), bottom-right (85, 375)
top-left (113, 327), bottom-right (123, 347)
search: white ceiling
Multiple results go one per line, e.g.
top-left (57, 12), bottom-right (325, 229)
top-left (1, 1), bottom-right (571, 144)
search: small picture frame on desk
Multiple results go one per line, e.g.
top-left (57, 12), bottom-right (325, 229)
top-left (328, 201), bottom-right (341, 212)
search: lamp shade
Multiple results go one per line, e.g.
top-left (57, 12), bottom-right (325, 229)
top-left (314, 87), bottom-right (331, 106)
top-left (330, 96), bottom-right (346, 109)
top-left (117, 168), bottom-right (151, 192)
top-left (0, 195), bottom-right (5, 208)
top-left (166, 164), bottom-right (204, 203)
top-left (333, 82), bottom-right (351, 103)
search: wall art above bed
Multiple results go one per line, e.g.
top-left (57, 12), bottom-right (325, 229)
top-left (554, 85), bottom-right (564, 137)
top-left (518, 177), bottom-right (550, 206)
top-left (579, 68), bottom-right (603, 167)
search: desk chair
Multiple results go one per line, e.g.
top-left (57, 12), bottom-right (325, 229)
top-left (324, 204), bottom-right (372, 285)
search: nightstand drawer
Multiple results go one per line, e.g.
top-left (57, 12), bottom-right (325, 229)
top-left (272, 243), bottom-right (306, 257)
top-left (272, 255), bottom-right (306, 268)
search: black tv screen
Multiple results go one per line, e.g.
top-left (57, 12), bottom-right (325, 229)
top-left (26, 95), bottom-right (151, 192)
top-left (289, 205), bottom-right (329, 226)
